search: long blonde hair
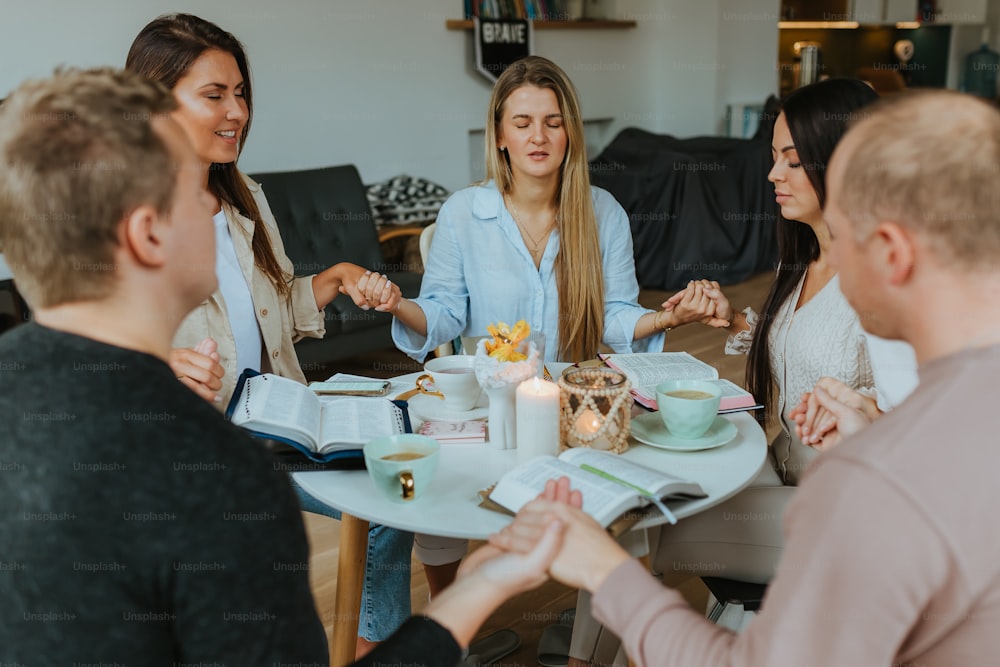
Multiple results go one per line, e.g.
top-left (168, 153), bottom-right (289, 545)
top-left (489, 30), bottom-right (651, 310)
top-left (484, 56), bottom-right (603, 361)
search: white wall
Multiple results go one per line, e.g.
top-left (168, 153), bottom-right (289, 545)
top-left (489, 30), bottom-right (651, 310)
top-left (0, 0), bottom-right (779, 191)
top-left (715, 0), bottom-right (781, 134)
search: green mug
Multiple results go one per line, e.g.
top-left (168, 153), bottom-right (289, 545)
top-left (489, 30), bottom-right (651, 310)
top-left (655, 380), bottom-right (722, 439)
top-left (363, 434), bottom-right (440, 503)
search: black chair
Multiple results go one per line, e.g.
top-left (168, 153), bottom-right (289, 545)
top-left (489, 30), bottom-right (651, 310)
top-left (702, 577), bottom-right (768, 626)
top-left (249, 165), bottom-right (422, 366)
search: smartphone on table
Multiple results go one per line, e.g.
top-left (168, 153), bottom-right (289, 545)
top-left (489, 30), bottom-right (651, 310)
top-left (308, 380), bottom-right (391, 397)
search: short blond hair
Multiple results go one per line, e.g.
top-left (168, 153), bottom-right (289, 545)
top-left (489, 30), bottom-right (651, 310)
top-left (0, 67), bottom-right (177, 308)
top-left (838, 90), bottom-right (1000, 269)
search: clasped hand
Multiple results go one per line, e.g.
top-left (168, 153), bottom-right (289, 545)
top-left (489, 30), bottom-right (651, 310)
top-left (789, 377), bottom-right (882, 451)
top-left (473, 478), bottom-right (631, 595)
top-left (169, 337), bottom-right (225, 403)
top-left (661, 279), bottom-right (733, 330)
top-left (336, 264), bottom-right (402, 313)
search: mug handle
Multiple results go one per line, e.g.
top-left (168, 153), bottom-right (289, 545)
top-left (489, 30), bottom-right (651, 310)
top-left (399, 471), bottom-right (416, 501)
top-left (415, 374), bottom-right (444, 400)
top-left (393, 374), bottom-right (445, 402)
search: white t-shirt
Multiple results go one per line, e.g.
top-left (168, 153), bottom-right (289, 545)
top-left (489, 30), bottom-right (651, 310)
top-left (213, 210), bottom-right (262, 376)
top-left (864, 333), bottom-right (919, 410)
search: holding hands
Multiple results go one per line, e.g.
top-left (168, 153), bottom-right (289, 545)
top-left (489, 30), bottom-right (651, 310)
top-left (349, 269), bottom-right (402, 312)
top-left (661, 280), bottom-right (733, 330)
top-left (312, 262), bottom-right (401, 313)
top-left (488, 477), bottom-right (630, 594)
top-left (420, 479), bottom-right (571, 647)
top-left (789, 377), bottom-right (882, 451)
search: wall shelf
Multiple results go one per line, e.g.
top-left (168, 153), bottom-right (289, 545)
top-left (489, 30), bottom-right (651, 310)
top-left (445, 19), bottom-right (636, 30)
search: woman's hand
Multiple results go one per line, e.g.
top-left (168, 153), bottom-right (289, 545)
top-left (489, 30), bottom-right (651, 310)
top-left (350, 269), bottom-right (402, 312)
top-left (661, 281), bottom-right (731, 329)
top-left (697, 280), bottom-right (734, 324)
top-left (490, 494), bottom-right (629, 593)
top-left (318, 263), bottom-right (402, 312)
top-left (169, 337), bottom-right (224, 403)
top-left (790, 377), bottom-right (882, 451)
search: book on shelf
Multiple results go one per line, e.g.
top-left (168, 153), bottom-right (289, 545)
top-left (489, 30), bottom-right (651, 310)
top-left (418, 419), bottom-right (487, 444)
top-left (483, 448), bottom-right (705, 532)
top-left (473, 0), bottom-right (550, 19)
top-left (601, 352), bottom-right (761, 413)
top-left (224, 370), bottom-right (411, 466)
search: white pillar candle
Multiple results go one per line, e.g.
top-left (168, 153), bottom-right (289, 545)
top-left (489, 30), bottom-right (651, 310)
top-left (515, 377), bottom-right (561, 464)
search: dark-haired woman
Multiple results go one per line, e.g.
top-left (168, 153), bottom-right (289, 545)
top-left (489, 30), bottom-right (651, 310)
top-left (126, 14), bottom-right (399, 405)
top-left (126, 14), bottom-right (407, 657)
top-left (653, 78), bottom-right (880, 588)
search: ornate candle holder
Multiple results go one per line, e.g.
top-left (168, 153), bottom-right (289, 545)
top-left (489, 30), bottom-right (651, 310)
top-left (558, 367), bottom-right (632, 454)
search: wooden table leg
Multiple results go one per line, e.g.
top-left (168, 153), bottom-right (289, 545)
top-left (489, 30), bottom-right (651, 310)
top-left (331, 513), bottom-right (369, 667)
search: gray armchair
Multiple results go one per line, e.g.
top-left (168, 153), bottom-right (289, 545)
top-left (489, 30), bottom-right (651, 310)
top-left (248, 165), bottom-right (421, 366)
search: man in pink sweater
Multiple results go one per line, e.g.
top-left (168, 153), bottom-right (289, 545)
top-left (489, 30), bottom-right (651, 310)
top-left (493, 89), bottom-right (1000, 665)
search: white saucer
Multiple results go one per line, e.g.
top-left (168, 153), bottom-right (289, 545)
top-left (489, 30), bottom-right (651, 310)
top-left (631, 413), bottom-right (738, 451)
top-left (405, 391), bottom-right (489, 422)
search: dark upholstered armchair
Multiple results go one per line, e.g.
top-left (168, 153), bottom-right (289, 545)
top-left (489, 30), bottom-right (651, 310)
top-left (248, 165), bottom-right (421, 366)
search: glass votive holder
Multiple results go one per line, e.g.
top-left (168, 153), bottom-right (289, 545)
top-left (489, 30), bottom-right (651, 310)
top-left (557, 367), bottom-right (632, 454)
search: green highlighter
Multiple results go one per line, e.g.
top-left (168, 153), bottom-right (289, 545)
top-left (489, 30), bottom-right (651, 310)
top-left (579, 464), bottom-right (678, 525)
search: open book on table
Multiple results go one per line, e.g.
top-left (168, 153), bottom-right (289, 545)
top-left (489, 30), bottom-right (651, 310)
top-left (601, 352), bottom-right (761, 413)
top-left (225, 371), bottom-right (411, 465)
top-left (486, 448), bottom-right (706, 530)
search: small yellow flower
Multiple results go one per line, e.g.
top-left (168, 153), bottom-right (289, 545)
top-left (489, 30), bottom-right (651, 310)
top-left (485, 320), bottom-right (530, 362)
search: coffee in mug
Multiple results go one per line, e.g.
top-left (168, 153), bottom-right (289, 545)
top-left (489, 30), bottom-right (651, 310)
top-left (363, 434), bottom-right (440, 503)
top-left (664, 389), bottom-right (715, 400)
top-left (381, 451), bottom-right (426, 462)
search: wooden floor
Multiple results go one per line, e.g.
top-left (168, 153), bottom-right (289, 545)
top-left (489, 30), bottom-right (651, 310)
top-left (303, 271), bottom-right (773, 665)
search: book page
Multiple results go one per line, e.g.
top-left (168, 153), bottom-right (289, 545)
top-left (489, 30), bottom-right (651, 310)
top-left (316, 397), bottom-right (399, 453)
top-left (714, 378), bottom-right (758, 411)
top-left (489, 456), bottom-right (640, 526)
top-left (231, 375), bottom-right (321, 449)
top-left (606, 352), bottom-right (718, 391)
top-left (559, 449), bottom-right (705, 499)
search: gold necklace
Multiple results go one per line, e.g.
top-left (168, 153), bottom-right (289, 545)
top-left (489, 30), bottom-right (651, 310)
top-left (504, 194), bottom-right (556, 258)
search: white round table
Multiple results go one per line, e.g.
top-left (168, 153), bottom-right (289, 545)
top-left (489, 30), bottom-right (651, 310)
top-left (294, 371), bottom-right (767, 665)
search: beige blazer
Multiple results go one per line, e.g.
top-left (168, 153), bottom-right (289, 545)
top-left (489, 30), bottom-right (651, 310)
top-left (173, 174), bottom-right (325, 407)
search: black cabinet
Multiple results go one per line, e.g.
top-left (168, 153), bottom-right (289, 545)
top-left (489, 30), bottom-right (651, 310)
top-left (780, 0), bottom-right (850, 21)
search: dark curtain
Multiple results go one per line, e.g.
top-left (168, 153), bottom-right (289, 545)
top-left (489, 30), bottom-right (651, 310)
top-left (590, 126), bottom-right (779, 290)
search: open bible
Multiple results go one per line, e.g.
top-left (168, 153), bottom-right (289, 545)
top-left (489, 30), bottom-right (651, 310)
top-left (486, 448), bottom-right (706, 529)
top-left (602, 352), bottom-right (760, 413)
top-left (225, 371), bottom-right (411, 465)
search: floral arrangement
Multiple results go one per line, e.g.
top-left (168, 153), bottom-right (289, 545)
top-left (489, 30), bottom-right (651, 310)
top-left (474, 319), bottom-right (541, 450)
top-left (484, 320), bottom-right (531, 362)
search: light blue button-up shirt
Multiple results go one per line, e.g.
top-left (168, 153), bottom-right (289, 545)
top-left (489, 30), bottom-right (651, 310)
top-left (392, 181), bottom-right (663, 362)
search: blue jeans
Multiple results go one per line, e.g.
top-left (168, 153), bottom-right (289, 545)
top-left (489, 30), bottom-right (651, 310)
top-left (290, 478), bottom-right (414, 642)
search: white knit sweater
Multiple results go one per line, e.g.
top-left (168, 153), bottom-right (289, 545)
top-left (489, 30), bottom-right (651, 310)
top-left (727, 274), bottom-right (874, 484)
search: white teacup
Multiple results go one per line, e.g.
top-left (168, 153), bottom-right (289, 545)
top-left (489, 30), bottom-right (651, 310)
top-left (423, 355), bottom-right (482, 412)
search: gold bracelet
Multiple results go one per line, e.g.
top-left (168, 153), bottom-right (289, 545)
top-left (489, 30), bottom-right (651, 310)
top-left (654, 310), bottom-right (672, 332)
